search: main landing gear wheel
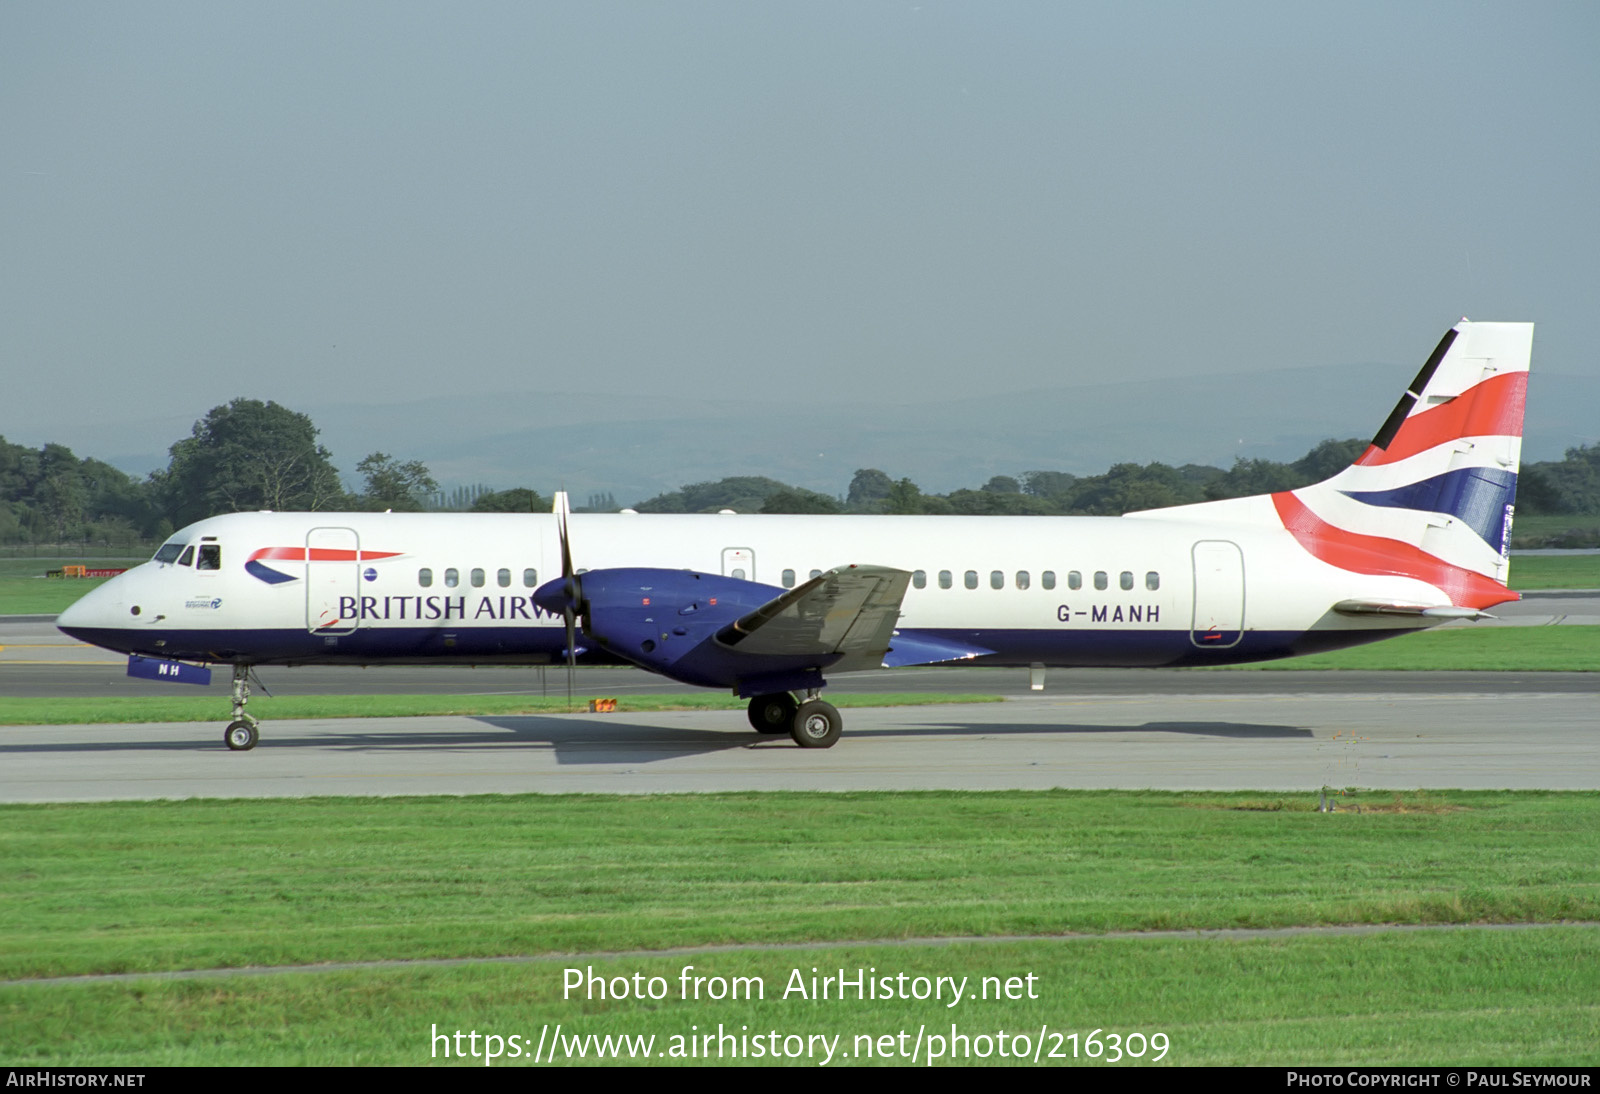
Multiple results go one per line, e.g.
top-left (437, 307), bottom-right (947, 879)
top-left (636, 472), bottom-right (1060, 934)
top-left (225, 720), bottom-right (259, 751)
top-left (790, 700), bottom-right (842, 749)
top-left (747, 692), bottom-right (798, 734)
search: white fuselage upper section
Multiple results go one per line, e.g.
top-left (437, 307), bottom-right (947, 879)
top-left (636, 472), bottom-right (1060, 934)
top-left (57, 507), bottom-right (1458, 670)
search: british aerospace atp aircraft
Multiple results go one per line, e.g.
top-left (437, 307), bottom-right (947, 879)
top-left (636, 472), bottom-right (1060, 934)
top-left (58, 320), bottom-right (1533, 751)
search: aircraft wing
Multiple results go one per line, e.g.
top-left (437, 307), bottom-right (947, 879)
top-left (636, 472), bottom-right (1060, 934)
top-left (718, 565), bottom-right (911, 673)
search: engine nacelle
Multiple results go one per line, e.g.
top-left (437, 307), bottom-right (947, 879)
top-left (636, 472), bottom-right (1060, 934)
top-left (534, 568), bottom-right (838, 691)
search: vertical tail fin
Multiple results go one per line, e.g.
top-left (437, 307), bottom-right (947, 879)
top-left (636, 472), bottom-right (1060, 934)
top-left (1273, 320), bottom-right (1532, 608)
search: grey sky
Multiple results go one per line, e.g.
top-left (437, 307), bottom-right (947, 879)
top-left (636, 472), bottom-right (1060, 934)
top-left (4, 1), bottom-right (1596, 483)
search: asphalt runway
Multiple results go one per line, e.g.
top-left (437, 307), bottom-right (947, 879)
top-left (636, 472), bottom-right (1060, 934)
top-left (3, 605), bottom-right (1596, 801)
top-left (2, 683), bottom-right (1595, 802)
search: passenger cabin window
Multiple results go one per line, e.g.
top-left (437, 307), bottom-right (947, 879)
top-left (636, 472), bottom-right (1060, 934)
top-left (154, 542), bottom-right (185, 564)
top-left (523, 568), bottom-right (537, 587)
top-left (1094, 571), bottom-right (1108, 591)
top-left (939, 570), bottom-right (953, 589)
top-left (809, 569), bottom-right (823, 580)
top-left (1120, 571), bottom-right (1134, 591)
top-left (990, 570), bottom-right (1004, 590)
top-left (964, 570), bottom-right (978, 590)
top-left (444, 568), bottom-right (460, 588)
top-left (731, 568), bottom-right (746, 580)
top-left (177, 545), bottom-right (195, 567)
top-left (1042, 570), bottom-right (1056, 590)
top-left (1068, 571), bottom-right (1082, 590)
top-left (912, 570), bottom-right (926, 589)
top-left (419, 568), bottom-right (433, 588)
top-left (1146, 571), bottom-right (1161, 591)
top-left (471, 568), bottom-right (486, 588)
top-left (497, 568), bottom-right (511, 588)
top-left (782, 569), bottom-right (796, 588)
top-left (1015, 571), bottom-right (1030, 590)
top-left (197, 545), bottom-right (221, 571)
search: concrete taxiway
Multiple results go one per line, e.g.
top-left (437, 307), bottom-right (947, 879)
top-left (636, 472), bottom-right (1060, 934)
top-left (2, 684), bottom-right (1595, 801)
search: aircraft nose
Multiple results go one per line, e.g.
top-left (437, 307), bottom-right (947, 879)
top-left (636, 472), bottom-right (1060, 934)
top-left (55, 579), bottom-right (129, 642)
top-left (55, 593), bottom-right (93, 636)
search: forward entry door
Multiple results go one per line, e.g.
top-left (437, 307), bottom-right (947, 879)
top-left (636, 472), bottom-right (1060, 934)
top-left (306, 526), bottom-right (360, 635)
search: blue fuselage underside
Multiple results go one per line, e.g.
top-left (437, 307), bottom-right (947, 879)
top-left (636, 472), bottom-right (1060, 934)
top-left (60, 623), bottom-right (1404, 674)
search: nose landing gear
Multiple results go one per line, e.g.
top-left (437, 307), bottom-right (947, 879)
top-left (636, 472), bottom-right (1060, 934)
top-left (224, 663), bottom-right (261, 751)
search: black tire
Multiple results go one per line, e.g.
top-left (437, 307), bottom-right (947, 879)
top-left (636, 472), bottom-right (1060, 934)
top-left (790, 700), bottom-right (842, 749)
top-left (225, 720), bottom-right (259, 751)
top-left (747, 692), bottom-right (798, 734)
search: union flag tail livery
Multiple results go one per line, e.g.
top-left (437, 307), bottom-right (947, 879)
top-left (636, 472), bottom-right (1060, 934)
top-left (57, 318), bottom-right (1534, 751)
top-left (1134, 320), bottom-right (1531, 617)
top-left (1283, 321), bottom-right (1530, 608)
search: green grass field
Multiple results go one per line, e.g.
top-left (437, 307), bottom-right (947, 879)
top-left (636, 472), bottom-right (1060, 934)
top-left (2, 790), bottom-right (1596, 1065)
top-left (1508, 552), bottom-right (1600, 589)
top-left (0, 556), bottom-right (140, 615)
top-left (6, 931), bottom-right (1595, 1066)
top-left (1228, 623), bottom-right (1599, 672)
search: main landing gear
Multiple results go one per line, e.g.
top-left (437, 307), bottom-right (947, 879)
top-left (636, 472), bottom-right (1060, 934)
top-left (746, 691), bottom-right (842, 749)
top-left (225, 663), bottom-right (260, 751)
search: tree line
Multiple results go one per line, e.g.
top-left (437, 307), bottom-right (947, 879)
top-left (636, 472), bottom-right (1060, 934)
top-left (0, 399), bottom-right (544, 547)
top-left (3, 396), bottom-right (1597, 547)
top-left (635, 441), bottom-right (1600, 524)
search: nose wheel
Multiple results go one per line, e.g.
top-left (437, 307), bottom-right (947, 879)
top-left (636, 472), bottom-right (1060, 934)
top-left (226, 719), bottom-right (259, 751)
top-left (225, 663), bottom-right (261, 751)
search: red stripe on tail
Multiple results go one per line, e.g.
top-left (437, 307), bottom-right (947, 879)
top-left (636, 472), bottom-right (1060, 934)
top-left (1271, 492), bottom-right (1516, 610)
top-left (1356, 371), bottom-right (1527, 466)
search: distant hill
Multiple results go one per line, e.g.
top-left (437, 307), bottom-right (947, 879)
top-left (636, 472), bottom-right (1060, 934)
top-left (50, 366), bottom-right (1600, 505)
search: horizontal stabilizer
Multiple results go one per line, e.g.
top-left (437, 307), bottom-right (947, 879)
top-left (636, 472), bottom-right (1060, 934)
top-left (1333, 599), bottom-right (1495, 620)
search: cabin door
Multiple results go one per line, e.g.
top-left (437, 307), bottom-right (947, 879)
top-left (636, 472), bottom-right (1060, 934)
top-left (306, 526), bottom-right (361, 635)
top-left (1190, 540), bottom-right (1244, 648)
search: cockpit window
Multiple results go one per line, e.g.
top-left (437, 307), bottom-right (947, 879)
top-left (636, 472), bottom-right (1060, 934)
top-left (177, 545), bottom-right (195, 567)
top-left (154, 542), bottom-right (185, 564)
top-left (197, 545), bottom-right (221, 571)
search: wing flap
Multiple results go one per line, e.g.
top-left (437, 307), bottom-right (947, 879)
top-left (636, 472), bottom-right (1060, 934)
top-left (718, 565), bottom-right (910, 672)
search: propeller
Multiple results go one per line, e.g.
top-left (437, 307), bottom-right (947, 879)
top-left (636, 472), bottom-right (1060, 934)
top-left (532, 491), bottom-right (595, 711)
top-left (554, 491), bottom-right (581, 711)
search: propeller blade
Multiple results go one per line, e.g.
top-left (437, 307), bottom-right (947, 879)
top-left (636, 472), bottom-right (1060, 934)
top-left (554, 490), bottom-right (578, 710)
top-left (565, 605), bottom-right (576, 712)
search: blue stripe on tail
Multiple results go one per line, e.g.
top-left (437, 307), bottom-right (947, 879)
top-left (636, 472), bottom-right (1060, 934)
top-left (1340, 467), bottom-right (1517, 550)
